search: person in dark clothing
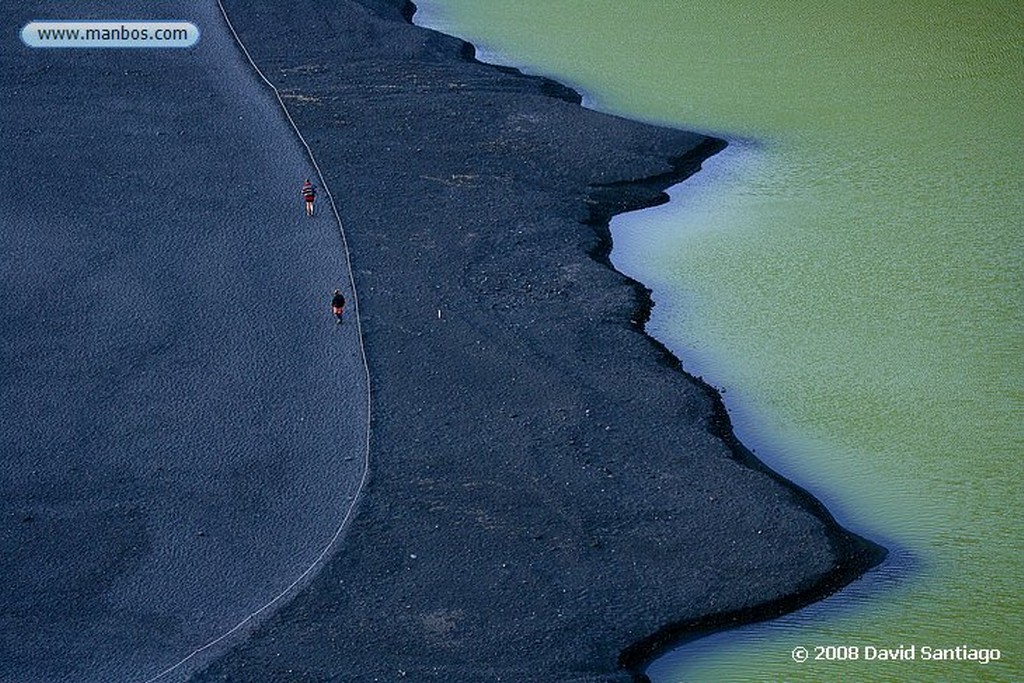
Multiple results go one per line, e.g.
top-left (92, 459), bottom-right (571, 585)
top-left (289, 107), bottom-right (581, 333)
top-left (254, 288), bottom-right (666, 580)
top-left (331, 289), bottom-right (346, 324)
top-left (302, 179), bottom-right (316, 216)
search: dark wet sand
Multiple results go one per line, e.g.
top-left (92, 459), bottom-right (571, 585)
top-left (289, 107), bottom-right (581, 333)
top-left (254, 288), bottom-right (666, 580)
top-left (194, 1), bottom-right (885, 681)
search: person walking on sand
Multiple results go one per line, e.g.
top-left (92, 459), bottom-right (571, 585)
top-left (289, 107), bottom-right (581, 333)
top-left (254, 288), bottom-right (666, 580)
top-left (302, 179), bottom-right (316, 216)
top-left (331, 289), bottom-right (346, 324)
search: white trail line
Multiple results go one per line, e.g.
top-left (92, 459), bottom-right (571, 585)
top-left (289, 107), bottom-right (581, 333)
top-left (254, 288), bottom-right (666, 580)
top-left (141, 2), bottom-right (373, 681)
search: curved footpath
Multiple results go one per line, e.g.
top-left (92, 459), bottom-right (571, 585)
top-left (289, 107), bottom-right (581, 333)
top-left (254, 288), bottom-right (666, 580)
top-left (0, 1), bottom-right (368, 681)
top-left (186, 1), bottom-right (887, 682)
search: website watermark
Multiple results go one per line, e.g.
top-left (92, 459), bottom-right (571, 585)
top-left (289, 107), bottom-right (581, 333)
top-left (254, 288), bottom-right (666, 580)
top-left (21, 21), bottom-right (199, 48)
top-left (790, 643), bottom-right (1004, 666)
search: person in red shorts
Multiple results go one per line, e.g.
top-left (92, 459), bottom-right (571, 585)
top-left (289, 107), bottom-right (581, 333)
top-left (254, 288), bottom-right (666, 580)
top-left (302, 178), bottom-right (316, 216)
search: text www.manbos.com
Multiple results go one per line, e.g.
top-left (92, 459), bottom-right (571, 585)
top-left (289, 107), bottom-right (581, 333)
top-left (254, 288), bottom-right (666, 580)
top-left (21, 21), bottom-right (200, 48)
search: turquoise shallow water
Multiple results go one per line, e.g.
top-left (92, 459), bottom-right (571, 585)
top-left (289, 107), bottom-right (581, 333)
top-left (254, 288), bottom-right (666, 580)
top-left (414, 2), bottom-right (1023, 681)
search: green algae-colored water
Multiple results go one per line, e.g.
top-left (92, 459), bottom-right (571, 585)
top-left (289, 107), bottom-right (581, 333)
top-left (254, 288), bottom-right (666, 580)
top-left (415, 2), bottom-right (1023, 681)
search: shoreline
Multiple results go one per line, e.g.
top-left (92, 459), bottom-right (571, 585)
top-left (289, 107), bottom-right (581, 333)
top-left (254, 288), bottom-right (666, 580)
top-left (196, 1), bottom-right (885, 681)
top-left (526, 93), bottom-right (885, 667)
top-left (571, 114), bottom-right (883, 677)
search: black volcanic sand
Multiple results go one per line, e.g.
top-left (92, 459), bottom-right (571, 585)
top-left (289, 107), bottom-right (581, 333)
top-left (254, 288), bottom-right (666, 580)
top-left (197, 1), bottom-right (885, 681)
top-left (2, 2), bottom-right (367, 681)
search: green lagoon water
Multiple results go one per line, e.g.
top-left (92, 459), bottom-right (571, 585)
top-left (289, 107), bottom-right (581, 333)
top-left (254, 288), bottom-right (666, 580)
top-left (415, 2), bottom-right (1023, 681)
